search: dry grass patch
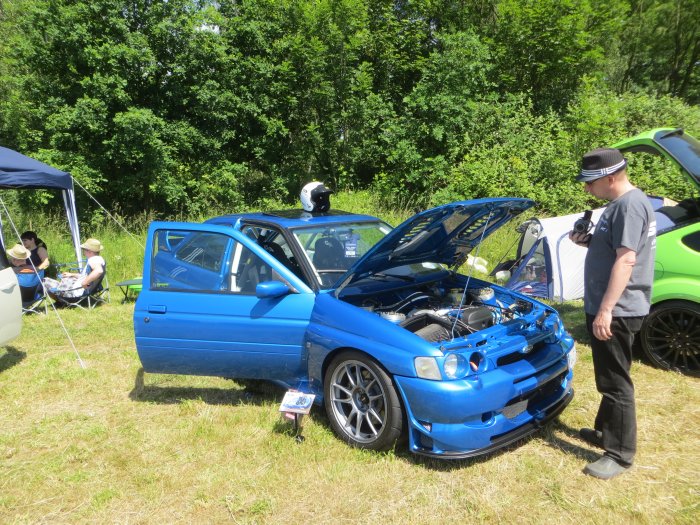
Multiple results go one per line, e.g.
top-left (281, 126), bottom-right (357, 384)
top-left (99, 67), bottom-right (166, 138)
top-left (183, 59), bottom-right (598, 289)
top-left (0, 302), bottom-right (698, 524)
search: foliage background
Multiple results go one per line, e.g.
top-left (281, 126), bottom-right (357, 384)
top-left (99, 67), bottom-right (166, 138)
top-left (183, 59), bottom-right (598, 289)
top-left (1, 0), bottom-right (699, 224)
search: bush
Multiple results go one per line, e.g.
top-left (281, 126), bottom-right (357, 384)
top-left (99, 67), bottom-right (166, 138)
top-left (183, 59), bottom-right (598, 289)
top-left (565, 84), bottom-right (700, 203)
top-left (431, 97), bottom-right (585, 215)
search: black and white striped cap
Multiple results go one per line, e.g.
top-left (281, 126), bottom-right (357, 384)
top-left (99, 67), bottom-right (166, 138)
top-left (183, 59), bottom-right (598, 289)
top-left (576, 148), bottom-right (627, 182)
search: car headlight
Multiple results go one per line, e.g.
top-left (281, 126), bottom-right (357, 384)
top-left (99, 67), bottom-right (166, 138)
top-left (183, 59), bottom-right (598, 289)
top-left (552, 320), bottom-right (561, 336)
top-left (567, 346), bottom-right (577, 370)
top-left (415, 357), bottom-right (441, 380)
top-left (443, 353), bottom-right (468, 379)
top-left (544, 315), bottom-right (564, 343)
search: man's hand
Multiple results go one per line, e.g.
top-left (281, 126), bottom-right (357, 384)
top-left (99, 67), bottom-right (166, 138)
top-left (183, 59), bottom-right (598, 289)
top-left (592, 310), bottom-right (613, 340)
top-left (569, 230), bottom-right (592, 247)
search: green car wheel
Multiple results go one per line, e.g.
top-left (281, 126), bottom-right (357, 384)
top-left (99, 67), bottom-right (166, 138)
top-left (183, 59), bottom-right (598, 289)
top-left (640, 300), bottom-right (700, 377)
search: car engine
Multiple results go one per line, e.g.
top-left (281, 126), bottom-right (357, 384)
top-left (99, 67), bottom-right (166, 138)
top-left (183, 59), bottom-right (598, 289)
top-left (354, 284), bottom-right (534, 343)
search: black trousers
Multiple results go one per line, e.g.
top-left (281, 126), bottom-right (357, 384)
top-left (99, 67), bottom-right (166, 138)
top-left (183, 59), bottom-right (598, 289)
top-left (586, 314), bottom-right (644, 466)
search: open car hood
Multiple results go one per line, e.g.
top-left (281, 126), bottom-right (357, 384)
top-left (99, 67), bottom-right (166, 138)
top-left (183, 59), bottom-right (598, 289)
top-left (335, 198), bottom-right (536, 290)
top-left (613, 128), bottom-right (700, 190)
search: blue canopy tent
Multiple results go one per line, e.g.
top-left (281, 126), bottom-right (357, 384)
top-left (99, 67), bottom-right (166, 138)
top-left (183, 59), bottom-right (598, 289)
top-left (0, 146), bottom-right (82, 264)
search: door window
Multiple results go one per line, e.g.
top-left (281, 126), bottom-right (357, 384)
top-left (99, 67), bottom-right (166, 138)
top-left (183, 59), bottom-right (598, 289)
top-left (151, 229), bottom-right (290, 294)
top-left (151, 230), bottom-right (233, 292)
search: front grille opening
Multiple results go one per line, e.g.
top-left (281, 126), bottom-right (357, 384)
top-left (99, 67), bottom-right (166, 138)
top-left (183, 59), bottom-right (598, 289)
top-left (497, 342), bottom-right (545, 366)
top-left (503, 370), bottom-right (567, 411)
top-left (498, 351), bottom-right (524, 367)
top-left (418, 433), bottom-right (434, 450)
top-left (530, 371), bottom-right (567, 404)
top-left (489, 371), bottom-right (569, 443)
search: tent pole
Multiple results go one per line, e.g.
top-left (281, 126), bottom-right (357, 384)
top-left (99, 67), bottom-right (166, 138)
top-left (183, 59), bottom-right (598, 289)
top-left (63, 187), bottom-right (82, 268)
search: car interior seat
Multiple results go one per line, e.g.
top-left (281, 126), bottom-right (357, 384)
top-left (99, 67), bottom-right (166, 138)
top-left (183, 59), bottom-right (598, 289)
top-left (259, 240), bottom-right (305, 281)
top-left (312, 236), bottom-right (345, 270)
top-left (237, 247), bottom-right (274, 293)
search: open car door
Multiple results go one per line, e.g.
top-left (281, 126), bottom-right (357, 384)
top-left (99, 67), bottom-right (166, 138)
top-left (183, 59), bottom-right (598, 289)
top-left (134, 222), bottom-right (315, 384)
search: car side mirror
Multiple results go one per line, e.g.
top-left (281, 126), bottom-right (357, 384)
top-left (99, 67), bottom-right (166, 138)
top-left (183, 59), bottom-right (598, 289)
top-left (256, 280), bottom-right (291, 299)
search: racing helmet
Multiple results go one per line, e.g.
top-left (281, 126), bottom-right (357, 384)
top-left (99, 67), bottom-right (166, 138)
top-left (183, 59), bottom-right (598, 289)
top-left (300, 181), bottom-right (333, 212)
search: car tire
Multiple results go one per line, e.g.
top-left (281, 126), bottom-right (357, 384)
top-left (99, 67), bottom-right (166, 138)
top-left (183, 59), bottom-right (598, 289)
top-left (324, 351), bottom-right (404, 451)
top-left (640, 300), bottom-right (700, 377)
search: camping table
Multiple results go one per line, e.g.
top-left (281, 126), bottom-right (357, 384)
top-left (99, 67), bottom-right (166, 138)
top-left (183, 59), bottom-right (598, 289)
top-left (116, 278), bottom-right (143, 303)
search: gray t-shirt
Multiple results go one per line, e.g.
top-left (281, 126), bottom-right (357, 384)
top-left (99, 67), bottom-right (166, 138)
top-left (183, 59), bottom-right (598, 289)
top-left (584, 188), bottom-right (656, 317)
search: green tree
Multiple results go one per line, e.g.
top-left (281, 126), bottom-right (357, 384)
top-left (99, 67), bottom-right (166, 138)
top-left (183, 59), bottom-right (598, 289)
top-left (1, 0), bottom-right (253, 214)
top-left (476, 0), bottom-right (624, 113)
top-left (376, 30), bottom-right (494, 205)
top-left (617, 0), bottom-right (700, 103)
top-left (1, 0), bottom-right (698, 219)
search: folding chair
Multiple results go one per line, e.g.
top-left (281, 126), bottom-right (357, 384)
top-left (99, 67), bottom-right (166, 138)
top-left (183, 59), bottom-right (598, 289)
top-left (50, 264), bottom-right (110, 310)
top-left (17, 268), bottom-right (48, 315)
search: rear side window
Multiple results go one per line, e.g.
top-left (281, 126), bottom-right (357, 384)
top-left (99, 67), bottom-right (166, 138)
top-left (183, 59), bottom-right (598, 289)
top-left (151, 230), bottom-right (233, 292)
top-left (0, 250), bottom-right (9, 271)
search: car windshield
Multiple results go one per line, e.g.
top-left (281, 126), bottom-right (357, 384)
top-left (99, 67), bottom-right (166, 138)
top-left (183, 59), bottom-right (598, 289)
top-left (292, 221), bottom-right (392, 288)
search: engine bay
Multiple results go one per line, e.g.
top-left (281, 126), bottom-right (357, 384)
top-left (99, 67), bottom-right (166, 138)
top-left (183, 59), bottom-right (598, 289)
top-left (346, 279), bottom-right (535, 343)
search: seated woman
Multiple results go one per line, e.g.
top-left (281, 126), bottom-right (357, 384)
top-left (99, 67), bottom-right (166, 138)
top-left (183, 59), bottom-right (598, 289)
top-left (6, 244), bottom-right (42, 304)
top-left (45, 238), bottom-right (105, 300)
top-left (20, 231), bottom-right (50, 271)
top-left (6, 244), bottom-right (32, 273)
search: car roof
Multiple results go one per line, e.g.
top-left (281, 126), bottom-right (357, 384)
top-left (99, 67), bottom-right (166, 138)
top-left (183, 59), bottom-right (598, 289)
top-left (205, 209), bottom-right (383, 229)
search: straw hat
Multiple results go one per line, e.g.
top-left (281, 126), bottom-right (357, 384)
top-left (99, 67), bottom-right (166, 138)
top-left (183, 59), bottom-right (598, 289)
top-left (80, 238), bottom-right (104, 252)
top-left (6, 243), bottom-right (30, 261)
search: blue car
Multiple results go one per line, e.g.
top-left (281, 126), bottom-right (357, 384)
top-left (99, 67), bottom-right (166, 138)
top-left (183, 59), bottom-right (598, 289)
top-left (134, 198), bottom-right (576, 458)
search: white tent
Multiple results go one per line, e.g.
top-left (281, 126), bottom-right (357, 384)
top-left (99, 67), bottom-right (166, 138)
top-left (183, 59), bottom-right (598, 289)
top-left (500, 195), bottom-right (668, 302)
top-left (503, 208), bottom-right (607, 301)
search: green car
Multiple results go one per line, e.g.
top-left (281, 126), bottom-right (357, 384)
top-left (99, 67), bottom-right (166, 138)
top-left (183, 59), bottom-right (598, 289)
top-left (613, 128), bottom-right (700, 376)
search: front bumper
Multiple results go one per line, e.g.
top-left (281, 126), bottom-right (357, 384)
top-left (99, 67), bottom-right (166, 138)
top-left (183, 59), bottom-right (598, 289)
top-left (394, 344), bottom-right (575, 458)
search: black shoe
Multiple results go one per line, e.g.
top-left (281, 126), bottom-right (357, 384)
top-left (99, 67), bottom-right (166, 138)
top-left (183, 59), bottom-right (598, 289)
top-left (579, 427), bottom-right (603, 448)
top-left (583, 456), bottom-right (630, 480)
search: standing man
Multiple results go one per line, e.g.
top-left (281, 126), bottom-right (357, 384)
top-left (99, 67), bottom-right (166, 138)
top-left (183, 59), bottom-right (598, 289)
top-left (569, 148), bottom-right (656, 480)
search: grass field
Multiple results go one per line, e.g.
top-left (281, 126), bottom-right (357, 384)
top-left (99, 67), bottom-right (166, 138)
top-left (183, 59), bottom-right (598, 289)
top-left (1, 299), bottom-right (698, 524)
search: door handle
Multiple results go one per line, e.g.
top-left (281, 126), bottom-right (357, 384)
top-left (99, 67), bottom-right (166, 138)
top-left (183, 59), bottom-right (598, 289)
top-left (0, 282), bottom-right (17, 292)
top-left (148, 305), bottom-right (167, 314)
